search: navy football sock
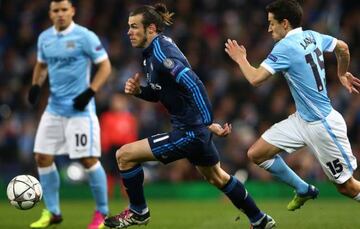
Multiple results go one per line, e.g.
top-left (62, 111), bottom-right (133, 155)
top-left (220, 176), bottom-right (264, 223)
top-left (120, 165), bottom-right (148, 214)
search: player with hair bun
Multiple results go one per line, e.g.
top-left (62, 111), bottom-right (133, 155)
top-left (104, 3), bottom-right (275, 229)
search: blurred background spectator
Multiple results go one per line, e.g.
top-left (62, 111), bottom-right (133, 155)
top-left (100, 93), bottom-right (138, 197)
top-left (0, 0), bottom-right (359, 184)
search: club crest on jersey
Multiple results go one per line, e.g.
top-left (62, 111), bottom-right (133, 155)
top-left (66, 41), bottom-right (76, 50)
top-left (163, 58), bottom-right (174, 69)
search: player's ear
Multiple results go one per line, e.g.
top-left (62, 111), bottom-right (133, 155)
top-left (282, 19), bottom-right (291, 30)
top-left (71, 6), bottom-right (76, 17)
top-left (148, 23), bottom-right (157, 35)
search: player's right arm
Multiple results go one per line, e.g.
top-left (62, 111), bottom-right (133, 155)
top-left (208, 123), bottom-right (232, 137)
top-left (334, 40), bottom-right (360, 94)
top-left (125, 73), bottom-right (159, 102)
top-left (28, 33), bottom-right (49, 106)
top-left (32, 61), bottom-right (48, 86)
top-left (225, 39), bottom-right (272, 87)
top-left (28, 61), bottom-right (48, 106)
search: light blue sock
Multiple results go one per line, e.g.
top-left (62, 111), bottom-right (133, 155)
top-left (260, 155), bottom-right (309, 194)
top-left (86, 161), bottom-right (108, 215)
top-left (38, 163), bottom-right (61, 215)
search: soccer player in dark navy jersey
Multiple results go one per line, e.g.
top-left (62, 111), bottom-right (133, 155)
top-left (139, 33), bottom-right (213, 129)
top-left (104, 3), bottom-right (275, 229)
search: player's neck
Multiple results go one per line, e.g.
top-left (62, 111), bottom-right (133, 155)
top-left (143, 33), bottom-right (158, 48)
top-left (55, 21), bottom-right (73, 32)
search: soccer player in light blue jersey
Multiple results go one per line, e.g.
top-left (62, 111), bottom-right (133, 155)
top-left (27, 0), bottom-right (111, 228)
top-left (225, 0), bottom-right (360, 211)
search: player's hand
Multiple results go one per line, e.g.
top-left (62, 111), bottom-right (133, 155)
top-left (339, 72), bottom-right (360, 94)
top-left (208, 123), bottom-right (232, 137)
top-left (73, 88), bottom-right (95, 111)
top-left (28, 84), bottom-right (41, 106)
top-left (125, 73), bottom-right (141, 95)
top-left (225, 39), bottom-right (247, 64)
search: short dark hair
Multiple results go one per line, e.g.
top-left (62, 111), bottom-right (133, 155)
top-left (130, 3), bottom-right (174, 33)
top-left (51, 0), bottom-right (73, 4)
top-left (266, 0), bottom-right (302, 28)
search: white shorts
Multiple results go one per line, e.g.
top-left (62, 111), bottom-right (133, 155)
top-left (262, 109), bottom-right (357, 184)
top-left (34, 111), bottom-right (101, 159)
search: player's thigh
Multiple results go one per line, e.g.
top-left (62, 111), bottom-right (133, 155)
top-left (148, 131), bottom-right (190, 164)
top-left (34, 112), bottom-right (66, 155)
top-left (65, 114), bottom-right (100, 159)
top-left (248, 137), bottom-right (283, 163)
top-left (261, 113), bottom-right (305, 154)
top-left (306, 110), bottom-right (357, 184)
top-left (118, 138), bottom-right (155, 163)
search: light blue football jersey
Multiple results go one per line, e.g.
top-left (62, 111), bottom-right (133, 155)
top-left (261, 27), bottom-right (337, 122)
top-left (37, 22), bottom-right (108, 116)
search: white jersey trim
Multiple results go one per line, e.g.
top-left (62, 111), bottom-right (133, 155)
top-left (52, 21), bottom-right (75, 36)
top-left (325, 38), bottom-right (338, 52)
top-left (94, 54), bottom-right (108, 64)
top-left (37, 57), bottom-right (46, 63)
top-left (260, 62), bottom-right (276, 75)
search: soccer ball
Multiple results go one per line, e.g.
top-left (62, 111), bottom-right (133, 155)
top-left (6, 175), bottom-right (42, 210)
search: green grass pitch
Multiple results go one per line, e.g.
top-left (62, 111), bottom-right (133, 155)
top-left (0, 198), bottom-right (358, 228)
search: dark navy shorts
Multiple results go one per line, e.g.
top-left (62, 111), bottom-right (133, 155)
top-left (148, 126), bottom-right (220, 166)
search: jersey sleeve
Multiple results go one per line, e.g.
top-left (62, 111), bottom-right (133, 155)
top-left (83, 30), bottom-right (108, 64)
top-left (260, 42), bottom-right (291, 75)
top-left (135, 85), bottom-right (160, 102)
top-left (319, 33), bottom-right (337, 52)
top-left (160, 57), bottom-right (213, 125)
top-left (37, 35), bottom-right (46, 63)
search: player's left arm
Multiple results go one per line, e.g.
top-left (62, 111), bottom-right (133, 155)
top-left (334, 40), bottom-right (360, 94)
top-left (73, 31), bottom-right (112, 111)
top-left (73, 58), bottom-right (111, 111)
top-left (225, 39), bottom-right (272, 87)
top-left (158, 56), bottom-right (213, 125)
top-left (89, 58), bottom-right (111, 92)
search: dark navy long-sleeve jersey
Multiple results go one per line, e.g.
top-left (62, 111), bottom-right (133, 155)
top-left (136, 35), bottom-right (213, 128)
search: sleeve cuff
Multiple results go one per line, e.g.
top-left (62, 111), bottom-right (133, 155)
top-left (260, 62), bottom-right (276, 75)
top-left (94, 54), bottom-right (109, 64)
top-left (325, 38), bottom-right (337, 52)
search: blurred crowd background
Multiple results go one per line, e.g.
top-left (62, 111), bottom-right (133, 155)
top-left (0, 0), bottom-right (359, 189)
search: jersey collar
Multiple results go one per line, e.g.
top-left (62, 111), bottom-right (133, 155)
top-left (52, 21), bottom-right (75, 36)
top-left (285, 27), bottom-right (302, 38)
top-left (143, 34), bottom-right (161, 56)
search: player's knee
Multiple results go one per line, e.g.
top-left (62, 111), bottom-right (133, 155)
top-left (34, 153), bottom-right (53, 167)
top-left (247, 147), bottom-right (263, 164)
top-left (337, 185), bottom-right (352, 197)
top-left (336, 179), bottom-right (359, 197)
top-left (80, 157), bottom-right (98, 169)
top-left (115, 145), bottom-right (132, 167)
